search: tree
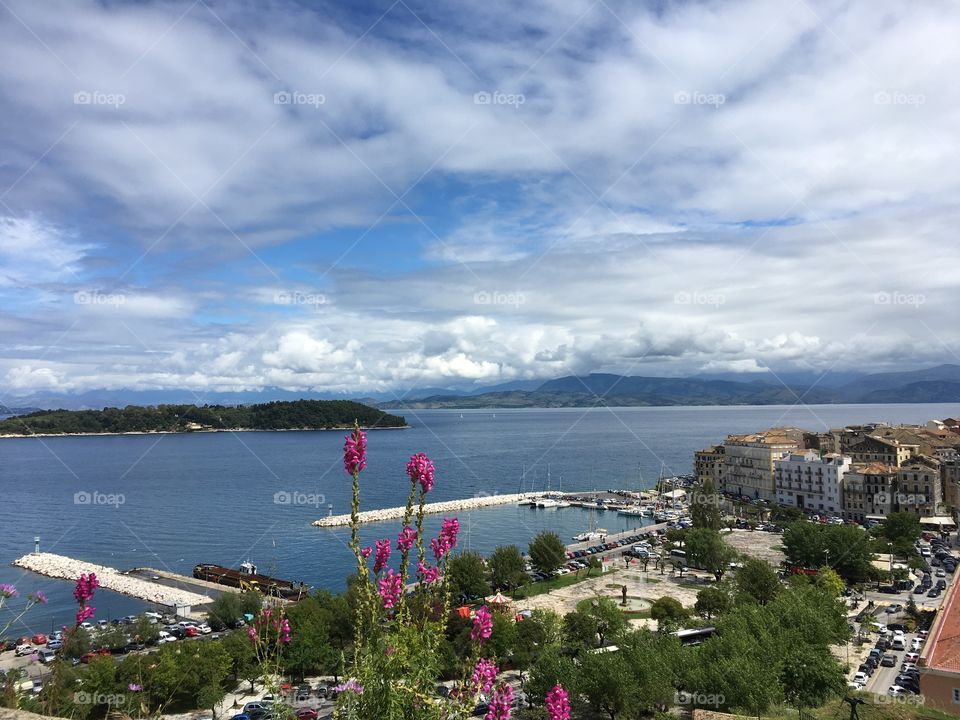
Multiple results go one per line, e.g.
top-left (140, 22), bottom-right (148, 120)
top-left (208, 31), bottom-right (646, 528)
top-left (780, 644), bottom-right (846, 715)
top-left (580, 651), bottom-right (640, 720)
top-left (816, 566), bottom-right (845, 598)
top-left (283, 596), bottom-right (335, 679)
top-left (514, 609), bottom-right (563, 668)
top-left (206, 589), bottom-right (263, 630)
top-left (486, 612), bottom-right (517, 664)
top-left (62, 627), bottom-right (92, 659)
top-left (222, 629), bottom-right (259, 693)
top-left (649, 597), bottom-right (688, 628)
top-left (488, 545), bottom-right (528, 591)
top-left (695, 586), bottom-right (731, 620)
top-left (131, 615), bottom-right (159, 645)
top-left (685, 528), bottom-right (738, 582)
top-left (665, 528), bottom-right (688, 548)
top-left (690, 483), bottom-right (723, 530)
top-left (734, 557), bottom-right (782, 606)
top-left (529, 532), bottom-right (567, 575)
top-left (783, 523), bottom-right (873, 583)
top-left (446, 551), bottom-right (490, 601)
top-left (883, 512), bottom-right (922, 555)
top-left (526, 647), bottom-right (580, 706)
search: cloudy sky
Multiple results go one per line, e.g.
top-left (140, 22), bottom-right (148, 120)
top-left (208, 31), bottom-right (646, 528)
top-left (1, 0), bottom-right (958, 399)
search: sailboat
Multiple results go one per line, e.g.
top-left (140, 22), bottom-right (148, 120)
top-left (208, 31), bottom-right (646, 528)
top-left (573, 504), bottom-right (607, 541)
top-left (535, 469), bottom-right (560, 508)
top-left (517, 464), bottom-right (536, 505)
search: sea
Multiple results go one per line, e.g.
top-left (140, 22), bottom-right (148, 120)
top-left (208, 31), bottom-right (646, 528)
top-left (1, 403), bottom-right (957, 635)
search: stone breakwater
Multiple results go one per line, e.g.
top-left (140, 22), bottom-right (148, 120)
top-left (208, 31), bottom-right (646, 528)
top-left (313, 492), bottom-right (538, 527)
top-left (13, 552), bottom-right (212, 607)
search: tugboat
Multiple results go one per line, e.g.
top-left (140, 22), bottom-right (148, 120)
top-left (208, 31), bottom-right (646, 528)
top-left (193, 561), bottom-right (308, 600)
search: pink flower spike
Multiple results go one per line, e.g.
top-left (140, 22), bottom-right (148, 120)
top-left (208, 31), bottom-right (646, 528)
top-left (377, 569), bottom-right (403, 610)
top-left (406, 452), bottom-right (435, 493)
top-left (417, 561), bottom-right (440, 584)
top-left (374, 538), bottom-right (392, 574)
top-left (397, 526), bottom-right (416, 553)
top-left (472, 657), bottom-right (498, 694)
top-left (471, 605), bottom-right (493, 644)
top-left (360, 546), bottom-right (372, 560)
top-left (343, 426), bottom-right (367, 475)
top-left (546, 685), bottom-right (571, 720)
top-left (485, 684), bottom-right (513, 720)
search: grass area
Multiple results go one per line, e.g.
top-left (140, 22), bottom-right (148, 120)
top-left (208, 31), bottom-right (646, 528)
top-left (512, 569), bottom-right (616, 600)
top-left (730, 698), bottom-right (958, 720)
top-left (643, 577), bottom-right (662, 584)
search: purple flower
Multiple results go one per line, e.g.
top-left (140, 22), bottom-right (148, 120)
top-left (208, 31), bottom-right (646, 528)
top-left (360, 546), bottom-right (372, 560)
top-left (28, 590), bottom-right (47, 605)
top-left (374, 538), bottom-right (392, 574)
top-left (247, 626), bottom-right (257, 642)
top-left (378, 569), bottom-right (403, 610)
top-left (128, 684), bottom-right (142, 692)
top-left (280, 618), bottom-right (291, 644)
top-left (343, 426), bottom-right (367, 475)
top-left (472, 657), bottom-right (498, 694)
top-left (0, 584), bottom-right (18, 599)
top-left (76, 605), bottom-right (95, 625)
top-left (406, 452), bottom-right (435, 493)
top-left (332, 679), bottom-right (364, 695)
top-left (73, 573), bottom-right (99, 604)
top-left (417, 561), bottom-right (440, 584)
top-left (471, 605), bottom-right (493, 644)
top-left (430, 517), bottom-right (460, 562)
top-left (397, 526), bottom-right (416, 553)
top-left (486, 684), bottom-right (513, 720)
top-left (546, 685), bottom-right (570, 720)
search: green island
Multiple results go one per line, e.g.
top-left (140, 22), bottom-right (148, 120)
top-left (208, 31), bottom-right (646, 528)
top-left (0, 400), bottom-right (406, 436)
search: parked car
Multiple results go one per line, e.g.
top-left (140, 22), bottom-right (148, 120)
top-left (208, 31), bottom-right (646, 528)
top-left (881, 654), bottom-right (897, 667)
top-left (15, 644), bottom-right (34, 657)
top-left (31, 633), bottom-right (48, 645)
top-left (294, 710), bottom-right (317, 720)
top-left (905, 651), bottom-right (920, 663)
top-left (885, 604), bottom-right (902, 614)
top-left (38, 648), bottom-right (57, 664)
top-left (46, 640), bottom-right (63, 651)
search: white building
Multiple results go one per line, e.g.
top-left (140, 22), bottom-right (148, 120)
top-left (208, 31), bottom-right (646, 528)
top-left (775, 450), bottom-right (851, 515)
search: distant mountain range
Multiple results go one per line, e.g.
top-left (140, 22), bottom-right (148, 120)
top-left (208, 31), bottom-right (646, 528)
top-left (2, 365), bottom-right (960, 414)
top-left (374, 364), bottom-right (960, 409)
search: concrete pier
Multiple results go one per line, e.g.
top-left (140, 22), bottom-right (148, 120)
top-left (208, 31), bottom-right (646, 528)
top-left (13, 552), bottom-right (214, 608)
top-left (313, 492), bottom-right (538, 527)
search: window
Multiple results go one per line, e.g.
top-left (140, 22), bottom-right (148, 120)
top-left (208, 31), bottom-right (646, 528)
top-left (953, 688), bottom-right (960, 704)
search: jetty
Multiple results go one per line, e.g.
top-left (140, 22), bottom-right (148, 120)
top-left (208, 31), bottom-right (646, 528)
top-left (13, 552), bottom-right (215, 609)
top-left (313, 492), bottom-right (537, 528)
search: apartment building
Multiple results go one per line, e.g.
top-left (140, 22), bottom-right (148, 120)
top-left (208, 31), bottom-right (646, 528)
top-left (694, 444), bottom-right (725, 488)
top-left (774, 450), bottom-right (850, 515)
top-left (721, 429), bottom-right (804, 502)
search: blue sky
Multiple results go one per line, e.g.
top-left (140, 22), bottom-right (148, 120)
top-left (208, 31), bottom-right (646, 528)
top-left (1, 0), bottom-right (959, 399)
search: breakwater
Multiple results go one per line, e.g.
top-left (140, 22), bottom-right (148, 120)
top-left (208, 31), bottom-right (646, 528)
top-left (13, 552), bottom-right (213, 608)
top-left (313, 492), bottom-right (539, 527)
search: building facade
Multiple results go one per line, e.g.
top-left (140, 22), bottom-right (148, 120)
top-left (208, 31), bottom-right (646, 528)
top-left (721, 429), bottom-right (803, 502)
top-left (841, 463), bottom-right (898, 523)
top-left (694, 444), bottom-right (725, 488)
top-left (774, 450), bottom-right (850, 515)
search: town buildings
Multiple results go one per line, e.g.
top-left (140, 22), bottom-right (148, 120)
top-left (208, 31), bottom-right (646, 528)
top-left (774, 450), bottom-right (850, 515)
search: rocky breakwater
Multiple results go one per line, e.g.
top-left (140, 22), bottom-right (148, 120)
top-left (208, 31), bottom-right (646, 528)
top-left (13, 552), bottom-right (213, 606)
top-left (313, 492), bottom-right (536, 528)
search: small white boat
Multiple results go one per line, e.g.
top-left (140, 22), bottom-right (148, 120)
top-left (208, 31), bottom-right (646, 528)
top-left (536, 497), bottom-right (560, 508)
top-left (572, 530), bottom-right (608, 542)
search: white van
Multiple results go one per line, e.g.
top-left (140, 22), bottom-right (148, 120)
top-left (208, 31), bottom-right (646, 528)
top-left (891, 637), bottom-right (906, 651)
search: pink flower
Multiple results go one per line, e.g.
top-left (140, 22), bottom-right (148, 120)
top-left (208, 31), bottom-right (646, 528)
top-left (73, 573), bottom-right (99, 604)
top-left (406, 452), bottom-right (435, 493)
top-left (0, 584), bottom-right (17, 599)
top-left (76, 605), bottom-right (95, 625)
top-left (417, 561), bottom-right (440, 584)
top-left (374, 538), bottom-right (392, 574)
top-left (333, 680), bottom-right (363, 695)
top-left (471, 605), bottom-right (493, 644)
top-left (280, 618), bottom-right (291, 644)
top-left (360, 546), bottom-right (372, 560)
top-left (29, 591), bottom-right (47, 605)
top-left (247, 626), bottom-right (257, 642)
top-left (128, 684), bottom-right (142, 692)
top-left (343, 426), bottom-right (367, 475)
top-left (378, 569), bottom-right (403, 610)
top-left (485, 684), bottom-right (513, 720)
top-left (397, 526), bottom-right (416, 553)
top-left (546, 685), bottom-right (571, 720)
top-left (430, 517), bottom-right (460, 562)
top-left (472, 657), bottom-right (498, 694)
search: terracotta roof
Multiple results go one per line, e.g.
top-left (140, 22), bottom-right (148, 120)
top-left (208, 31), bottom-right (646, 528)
top-left (849, 462), bottom-right (897, 474)
top-left (924, 572), bottom-right (960, 671)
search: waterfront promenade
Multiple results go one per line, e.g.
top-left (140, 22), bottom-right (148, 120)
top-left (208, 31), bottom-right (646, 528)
top-left (312, 491), bottom-right (537, 527)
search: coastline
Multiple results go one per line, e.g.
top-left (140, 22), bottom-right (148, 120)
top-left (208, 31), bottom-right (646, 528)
top-left (0, 425), bottom-right (410, 440)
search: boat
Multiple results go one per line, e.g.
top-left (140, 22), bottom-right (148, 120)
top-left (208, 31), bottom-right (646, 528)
top-left (536, 497), bottom-right (560, 508)
top-left (193, 561), bottom-right (308, 599)
top-left (572, 530), bottom-right (607, 542)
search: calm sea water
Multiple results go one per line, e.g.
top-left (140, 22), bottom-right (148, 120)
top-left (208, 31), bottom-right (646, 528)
top-left (2, 403), bottom-right (957, 634)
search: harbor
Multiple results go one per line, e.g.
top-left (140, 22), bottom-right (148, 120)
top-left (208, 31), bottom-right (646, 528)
top-left (312, 491), bottom-right (538, 527)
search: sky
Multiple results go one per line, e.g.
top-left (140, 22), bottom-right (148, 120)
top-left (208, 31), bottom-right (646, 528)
top-left (1, 0), bottom-right (959, 400)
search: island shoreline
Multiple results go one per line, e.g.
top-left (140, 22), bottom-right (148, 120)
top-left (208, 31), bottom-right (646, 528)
top-left (0, 425), bottom-right (410, 440)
